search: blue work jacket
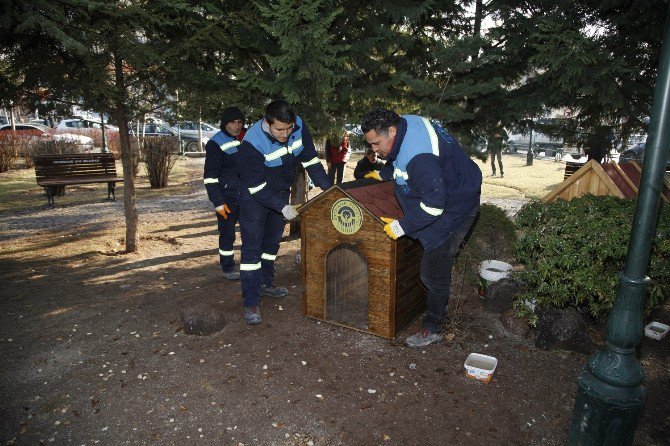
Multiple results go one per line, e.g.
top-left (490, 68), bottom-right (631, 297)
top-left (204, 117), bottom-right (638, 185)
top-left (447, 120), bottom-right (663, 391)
top-left (203, 130), bottom-right (241, 206)
top-left (379, 115), bottom-right (482, 251)
top-left (239, 116), bottom-right (330, 212)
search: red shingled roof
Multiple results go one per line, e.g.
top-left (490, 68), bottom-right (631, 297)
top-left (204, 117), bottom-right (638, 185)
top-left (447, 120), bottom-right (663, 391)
top-left (345, 181), bottom-right (404, 220)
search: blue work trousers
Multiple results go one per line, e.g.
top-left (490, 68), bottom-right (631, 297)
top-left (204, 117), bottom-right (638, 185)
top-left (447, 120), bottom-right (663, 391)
top-left (421, 205), bottom-right (479, 333)
top-left (239, 192), bottom-right (287, 308)
top-left (215, 198), bottom-right (239, 273)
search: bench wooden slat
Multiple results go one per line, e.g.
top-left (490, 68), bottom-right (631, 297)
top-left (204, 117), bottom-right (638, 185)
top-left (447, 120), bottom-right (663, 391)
top-left (34, 153), bottom-right (123, 205)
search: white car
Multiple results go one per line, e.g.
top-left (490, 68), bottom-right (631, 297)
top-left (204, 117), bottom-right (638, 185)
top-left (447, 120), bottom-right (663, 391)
top-left (0, 123), bottom-right (95, 151)
top-left (56, 118), bottom-right (119, 132)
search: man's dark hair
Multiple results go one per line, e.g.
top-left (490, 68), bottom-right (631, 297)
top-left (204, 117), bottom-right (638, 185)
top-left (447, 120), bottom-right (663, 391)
top-left (265, 99), bottom-right (296, 124)
top-left (361, 108), bottom-right (401, 135)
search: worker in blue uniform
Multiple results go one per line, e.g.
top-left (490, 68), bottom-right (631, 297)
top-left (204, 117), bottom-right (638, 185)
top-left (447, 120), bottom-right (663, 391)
top-left (204, 107), bottom-right (245, 281)
top-left (238, 99), bottom-right (331, 325)
top-left (361, 108), bottom-right (482, 348)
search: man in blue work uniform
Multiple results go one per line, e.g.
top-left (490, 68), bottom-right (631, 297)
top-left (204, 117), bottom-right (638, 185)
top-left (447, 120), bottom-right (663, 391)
top-left (238, 99), bottom-right (331, 325)
top-left (361, 108), bottom-right (482, 347)
top-left (204, 107), bottom-right (245, 281)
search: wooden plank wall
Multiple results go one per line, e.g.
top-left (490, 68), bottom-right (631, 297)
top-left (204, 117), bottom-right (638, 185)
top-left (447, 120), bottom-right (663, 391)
top-left (555, 169), bottom-right (619, 201)
top-left (392, 237), bottom-right (426, 337)
top-left (302, 190), bottom-right (394, 337)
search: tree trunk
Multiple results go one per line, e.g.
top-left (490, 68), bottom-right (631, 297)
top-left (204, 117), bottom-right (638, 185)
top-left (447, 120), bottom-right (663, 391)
top-left (114, 51), bottom-right (139, 253)
top-left (290, 166), bottom-right (308, 236)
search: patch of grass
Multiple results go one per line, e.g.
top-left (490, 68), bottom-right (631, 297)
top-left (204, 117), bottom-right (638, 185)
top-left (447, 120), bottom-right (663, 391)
top-left (476, 153), bottom-right (566, 200)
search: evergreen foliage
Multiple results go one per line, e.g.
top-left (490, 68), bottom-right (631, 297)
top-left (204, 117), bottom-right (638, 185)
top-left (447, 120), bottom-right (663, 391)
top-left (514, 196), bottom-right (670, 319)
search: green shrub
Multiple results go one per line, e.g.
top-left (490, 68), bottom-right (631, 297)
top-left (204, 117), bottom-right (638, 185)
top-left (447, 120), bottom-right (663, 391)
top-left (454, 203), bottom-right (517, 289)
top-left (514, 196), bottom-right (670, 319)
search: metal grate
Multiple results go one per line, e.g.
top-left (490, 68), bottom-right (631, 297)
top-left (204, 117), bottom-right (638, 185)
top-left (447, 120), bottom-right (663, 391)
top-left (325, 243), bottom-right (369, 330)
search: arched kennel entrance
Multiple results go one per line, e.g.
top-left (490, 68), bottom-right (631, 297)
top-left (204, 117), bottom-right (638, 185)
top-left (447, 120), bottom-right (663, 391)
top-left (325, 243), bottom-right (368, 330)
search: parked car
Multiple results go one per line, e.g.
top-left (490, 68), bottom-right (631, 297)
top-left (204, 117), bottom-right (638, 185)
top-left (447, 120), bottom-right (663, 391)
top-left (130, 123), bottom-right (205, 154)
top-left (170, 121), bottom-right (217, 139)
top-left (619, 142), bottom-right (670, 172)
top-left (0, 123), bottom-right (94, 151)
top-left (130, 123), bottom-right (174, 138)
top-left (56, 118), bottom-right (119, 132)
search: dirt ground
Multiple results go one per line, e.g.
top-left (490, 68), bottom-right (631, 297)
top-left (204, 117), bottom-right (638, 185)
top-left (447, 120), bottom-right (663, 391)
top-left (1, 155), bottom-right (668, 445)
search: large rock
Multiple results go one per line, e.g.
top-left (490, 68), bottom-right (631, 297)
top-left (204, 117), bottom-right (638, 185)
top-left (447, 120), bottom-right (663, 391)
top-left (500, 309), bottom-right (531, 338)
top-left (534, 307), bottom-right (592, 353)
top-left (485, 278), bottom-right (524, 314)
top-left (181, 303), bottom-right (226, 336)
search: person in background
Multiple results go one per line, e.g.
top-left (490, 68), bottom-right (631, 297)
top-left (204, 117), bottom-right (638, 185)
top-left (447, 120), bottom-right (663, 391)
top-left (238, 99), bottom-right (331, 325)
top-left (362, 108), bottom-right (482, 348)
top-left (203, 107), bottom-right (245, 281)
top-left (354, 147), bottom-right (385, 180)
top-left (488, 122), bottom-right (507, 177)
top-left (585, 126), bottom-right (611, 163)
top-left (327, 133), bottom-right (350, 184)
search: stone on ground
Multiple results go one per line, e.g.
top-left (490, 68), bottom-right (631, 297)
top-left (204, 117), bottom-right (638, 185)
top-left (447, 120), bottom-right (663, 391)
top-left (534, 307), bottom-right (592, 353)
top-left (485, 278), bottom-right (524, 314)
top-left (181, 303), bottom-right (226, 336)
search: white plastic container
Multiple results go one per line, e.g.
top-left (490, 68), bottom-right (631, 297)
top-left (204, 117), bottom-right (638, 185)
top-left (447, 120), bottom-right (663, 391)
top-left (464, 353), bottom-right (498, 383)
top-left (478, 260), bottom-right (513, 296)
top-left (644, 322), bottom-right (669, 340)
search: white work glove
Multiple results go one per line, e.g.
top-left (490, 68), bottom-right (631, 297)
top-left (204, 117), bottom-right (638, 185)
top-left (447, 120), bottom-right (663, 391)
top-left (282, 204), bottom-right (300, 221)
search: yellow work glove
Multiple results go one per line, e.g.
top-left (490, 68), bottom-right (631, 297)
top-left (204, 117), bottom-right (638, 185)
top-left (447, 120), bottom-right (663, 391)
top-left (364, 171), bottom-right (382, 181)
top-left (215, 203), bottom-right (232, 219)
top-left (380, 217), bottom-right (405, 240)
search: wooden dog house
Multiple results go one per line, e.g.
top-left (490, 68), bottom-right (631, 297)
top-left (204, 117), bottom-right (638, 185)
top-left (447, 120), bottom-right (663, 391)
top-left (543, 160), bottom-right (670, 203)
top-left (299, 180), bottom-right (426, 338)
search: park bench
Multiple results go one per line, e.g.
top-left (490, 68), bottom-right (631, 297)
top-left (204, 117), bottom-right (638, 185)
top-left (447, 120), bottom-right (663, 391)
top-left (35, 153), bottom-right (123, 205)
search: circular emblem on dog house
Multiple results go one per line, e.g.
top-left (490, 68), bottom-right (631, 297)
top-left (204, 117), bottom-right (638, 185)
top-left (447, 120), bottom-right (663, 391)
top-left (331, 198), bottom-right (363, 235)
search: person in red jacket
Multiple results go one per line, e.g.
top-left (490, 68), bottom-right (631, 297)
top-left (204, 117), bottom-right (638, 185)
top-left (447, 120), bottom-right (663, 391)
top-left (327, 133), bottom-right (350, 184)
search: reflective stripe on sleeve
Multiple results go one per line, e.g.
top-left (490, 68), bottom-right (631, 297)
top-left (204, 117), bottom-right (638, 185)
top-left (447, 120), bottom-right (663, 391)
top-left (420, 202), bottom-right (444, 216)
top-left (261, 253), bottom-right (277, 261)
top-left (220, 140), bottom-right (240, 151)
top-left (219, 249), bottom-right (234, 256)
top-left (420, 117), bottom-right (440, 156)
top-left (248, 182), bottom-right (267, 194)
top-left (240, 262), bottom-right (261, 271)
top-left (301, 157), bottom-right (320, 168)
top-left (204, 178), bottom-right (219, 184)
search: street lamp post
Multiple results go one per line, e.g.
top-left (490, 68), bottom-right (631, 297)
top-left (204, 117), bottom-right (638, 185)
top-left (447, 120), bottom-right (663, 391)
top-left (568, 6), bottom-right (670, 444)
top-left (526, 123), bottom-right (533, 166)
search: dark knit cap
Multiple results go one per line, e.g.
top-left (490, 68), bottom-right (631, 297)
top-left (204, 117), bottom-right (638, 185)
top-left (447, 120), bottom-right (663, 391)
top-left (220, 107), bottom-right (245, 127)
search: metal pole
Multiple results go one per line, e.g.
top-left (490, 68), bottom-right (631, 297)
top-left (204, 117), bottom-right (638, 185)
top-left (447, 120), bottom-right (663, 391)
top-left (526, 123), bottom-right (533, 166)
top-left (568, 5), bottom-right (670, 444)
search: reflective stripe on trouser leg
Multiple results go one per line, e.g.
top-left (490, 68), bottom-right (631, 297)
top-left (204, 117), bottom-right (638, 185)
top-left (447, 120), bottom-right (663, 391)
top-left (239, 195), bottom-right (270, 308)
top-left (260, 198), bottom-right (287, 287)
top-left (216, 201), bottom-right (239, 273)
